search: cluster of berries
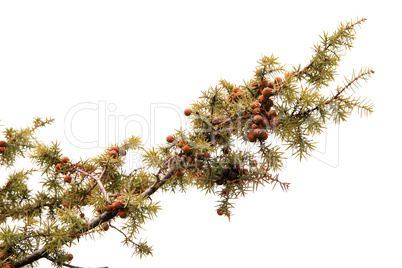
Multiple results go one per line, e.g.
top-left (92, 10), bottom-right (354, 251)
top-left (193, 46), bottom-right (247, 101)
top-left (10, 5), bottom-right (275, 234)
top-left (54, 156), bottom-right (73, 183)
top-left (167, 134), bottom-right (211, 177)
top-left (166, 108), bottom-right (212, 177)
top-left (215, 159), bottom-right (258, 216)
top-left (247, 77), bottom-right (281, 143)
top-left (0, 140), bottom-right (7, 154)
top-left (96, 195), bottom-right (128, 219)
top-left (215, 164), bottom-right (248, 186)
top-left (228, 87), bottom-right (244, 103)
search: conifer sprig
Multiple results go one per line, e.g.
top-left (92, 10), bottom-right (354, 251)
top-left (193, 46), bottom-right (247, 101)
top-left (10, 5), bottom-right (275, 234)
top-left (294, 17), bottom-right (367, 88)
top-left (0, 18), bottom-right (374, 267)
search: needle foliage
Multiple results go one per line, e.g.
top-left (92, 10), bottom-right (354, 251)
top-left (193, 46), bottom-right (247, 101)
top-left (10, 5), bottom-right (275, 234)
top-left (0, 18), bottom-right (373, 268)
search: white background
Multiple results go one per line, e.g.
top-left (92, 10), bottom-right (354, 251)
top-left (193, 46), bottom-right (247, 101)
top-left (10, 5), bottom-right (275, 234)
top-left (0, 1), bottom-right (401, 267)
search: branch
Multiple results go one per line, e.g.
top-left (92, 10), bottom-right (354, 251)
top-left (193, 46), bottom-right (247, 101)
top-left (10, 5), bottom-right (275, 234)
top-left (294, 18), bottom-right (367, 79)
top-left (11, 246), bottom-right (48, 268)
top-left (293, 68), bottom-right (374, 119)
top-left (12, 168), bottom-right (175, 268)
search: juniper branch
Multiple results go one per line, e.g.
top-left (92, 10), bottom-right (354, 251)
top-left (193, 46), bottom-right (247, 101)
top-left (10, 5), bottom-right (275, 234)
top-left (11, 168), bottom-right (175, 267)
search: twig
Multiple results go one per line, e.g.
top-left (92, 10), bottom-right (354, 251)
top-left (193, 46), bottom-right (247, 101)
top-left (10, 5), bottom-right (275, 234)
top-left (294, 18), bottom-right (366, 79)
top-left (109, 224), bottom-right (139, 247)
top-left (331, 69), bottom-right (374, 101)
top-left (293, 68), bottom-right (374, 119)
top-left (75, 168), bottom-right (110, 203)
top-left (214, 114), bottom-right (252, 127)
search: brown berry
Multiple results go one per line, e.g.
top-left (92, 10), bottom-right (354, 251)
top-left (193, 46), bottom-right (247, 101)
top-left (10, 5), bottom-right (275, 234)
top-left (222, 189), bottom-right (229, 195)
top-left (178, 140), bottom-right (185, 146)
top-left (250, 159), bottom-right (258, 167)
top-left (64, 175), bottom-right (72, 183)
top-left (267, 110), bottom-right (277, 119)
top-left (0, 140), bottom-right (7, 147)
top-left (175, 170), bottom-right (184, 178)
top-left (267, 81), bottom-right (274, 88)
top-left (110, 146), bottom-right (119, 152)
top-left (217, 208), bottom-right (224, 216)
top-left (96, 206), bottom-right (104, 214)
top-left (233, 87), bottom-right (240, 92)
top-left (55, 163), bottom-right (64, 171)
top-left (66, 253), bottom-right (73, 262)
top-left (106, 205), bottom-right (113, 212)
top-left (61, 156), bottom-right (70, 163)
top-left (251, 123), bottom-right (258, 129)
top-left (261, 131), bottom-right (268, 140)
top-left (166, 135), bottom-right (175, 143)
top-left (253, 108), bottom-right (261, 115)
top-left (252, 115), bottom-right (263, 124)
top-left (258, 95), bottom-right (267, 104)
top-left (251, 82), bottom-right (258, 88)
top-left (262, 88), bottom-right (272, 98)
top-left (184, 109), bottom-right (192, 116)
top-left (261, 118), bottom-right (269, 128)
top-left (270, 116), bottom-right (279, 128)
top-left (251, 102), bottom-right (261, 109)
top-left (274, 77), bottom-right (282, 85)
top-left (264, 99), bottom-right (274, 111)
top-left (118, 211), bottom-right (127, 218)
top-left (102, 223), bottom-right (109, 231)
top-left (0, 147), bottom-right (5, 154)
top-left (118, 148), bottom-right (127, 156)
top-left (243, 168), bottom-right (248, 174)
top-left (247, 133), bottom-right (256, 143)
top-left (112, 200), bottom-right (123, 210)
top-left (253, 128), bottom-right (263, 138)
top-left (79, 213), bottom-right (85, 218)
top-left (109, 150), bottom-right (118, 158)
top-left (260, 80), bottom-right (268, 89)
top-left (182, 145), bottom-right (191, 154)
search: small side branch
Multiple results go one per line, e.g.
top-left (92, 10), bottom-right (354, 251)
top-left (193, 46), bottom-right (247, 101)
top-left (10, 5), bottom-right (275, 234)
top-left (75, 168), bottom-right (110, 203)
top-left (109, 224), bottom-right (139, 247)
top-left (331, 68), bottom-right (375, 101)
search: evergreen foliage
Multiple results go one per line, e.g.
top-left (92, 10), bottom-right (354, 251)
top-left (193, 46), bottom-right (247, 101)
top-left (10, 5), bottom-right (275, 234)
top-left (0, 18), bottom-right (373, 267)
